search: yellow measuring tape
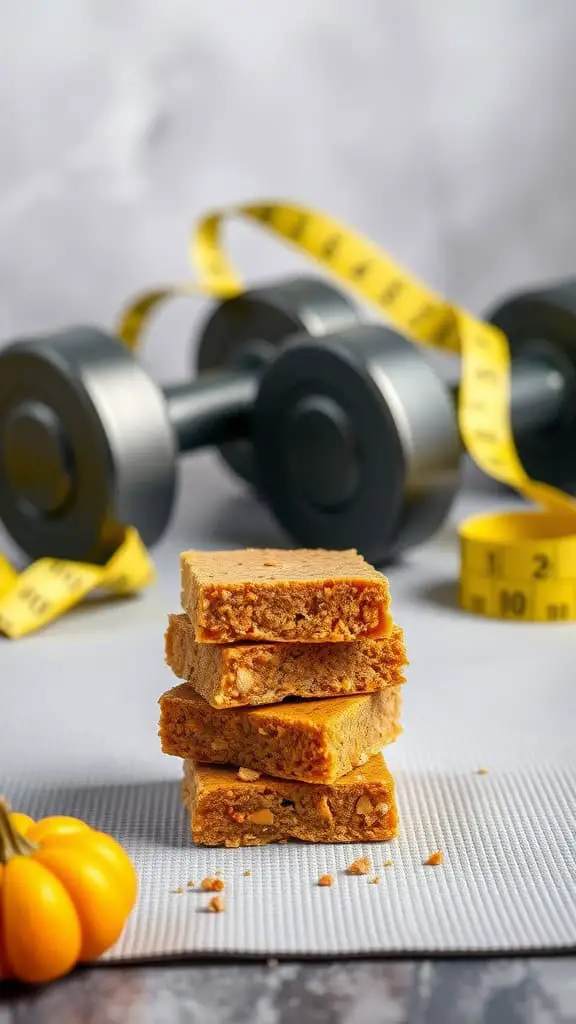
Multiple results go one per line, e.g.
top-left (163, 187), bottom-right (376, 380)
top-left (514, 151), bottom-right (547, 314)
top-left (2, 198), bottom-right (576, 638)
top-left (0, 530), bottom-right (154, 640)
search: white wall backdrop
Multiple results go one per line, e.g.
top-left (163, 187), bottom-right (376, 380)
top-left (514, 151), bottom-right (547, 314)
top-left (1, 0), bottom-right (576, 380)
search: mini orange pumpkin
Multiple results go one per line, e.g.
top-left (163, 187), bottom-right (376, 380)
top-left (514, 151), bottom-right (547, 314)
top-left (0, 796), bottom-right (138, 985)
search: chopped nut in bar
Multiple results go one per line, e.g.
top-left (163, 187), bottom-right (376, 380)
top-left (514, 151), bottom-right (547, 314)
top-left (180, 548), bottom-right (392, 643)
top-left (160, 684), bottom-right (402, 783)
top-left (181, 754), bottom-right (398, 847)
top-left (238, 767), bottom-right (261, 782)
top-left (165, 613), bottom-right (407, 707)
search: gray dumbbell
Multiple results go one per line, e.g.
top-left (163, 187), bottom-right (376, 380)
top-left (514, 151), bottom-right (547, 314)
top-left (0, 276), bottom-right (359, 563)
top-left (252, 281), bottom-right (576, 562)
top-left (2, 274), bottom-right (573, 569)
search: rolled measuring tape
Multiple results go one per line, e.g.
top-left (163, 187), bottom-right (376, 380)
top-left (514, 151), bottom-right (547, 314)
top-left (2, 199), bottom-right (576, 638)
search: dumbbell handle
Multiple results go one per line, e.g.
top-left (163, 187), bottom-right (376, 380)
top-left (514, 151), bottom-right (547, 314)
top-left (163, 369), bottom-right (257, 451)
top-left (453, 353), bottom-right (568, 436)
top-left (166, 348), bottom-right (569, 460)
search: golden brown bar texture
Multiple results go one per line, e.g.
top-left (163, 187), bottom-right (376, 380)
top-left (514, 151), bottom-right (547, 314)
top-left (159, 684), bottom-right (402, 783)
top-left (182, 754), bottom-right (398, 846)
top-left (180, 548), bottom-right (392, 643)
top-left (165, 613), bottom-right (407, 708)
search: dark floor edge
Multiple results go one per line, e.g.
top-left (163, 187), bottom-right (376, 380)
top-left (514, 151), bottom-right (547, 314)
top-left (2, 948), bottom-right (575, 999)
top-left (101, 945), bottom-right (576, 968)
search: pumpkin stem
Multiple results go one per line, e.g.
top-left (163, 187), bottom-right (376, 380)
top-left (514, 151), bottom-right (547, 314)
top-left (0, 796), bottom-right (37, 862)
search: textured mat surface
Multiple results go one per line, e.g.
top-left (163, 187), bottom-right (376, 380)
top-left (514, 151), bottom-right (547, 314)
top-left (2, 491), bottom-right (575, 957)
top-left (4, 756), bottom-right (576, 958)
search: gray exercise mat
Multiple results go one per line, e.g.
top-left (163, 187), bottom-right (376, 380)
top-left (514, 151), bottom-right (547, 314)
top-left (2, 471), bottom-right (575, 957)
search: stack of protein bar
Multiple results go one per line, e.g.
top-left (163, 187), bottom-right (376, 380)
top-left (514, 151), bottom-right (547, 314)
top-left (159, 549), bottom-right (407, 847)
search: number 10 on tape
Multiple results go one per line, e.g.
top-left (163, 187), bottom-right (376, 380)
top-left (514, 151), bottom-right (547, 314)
top-left (459, 511), bottom-right (576, 622)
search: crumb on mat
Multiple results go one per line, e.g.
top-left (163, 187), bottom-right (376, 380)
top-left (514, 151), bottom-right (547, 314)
top-left (476, 767), bottom-right (489, 775)
top-left (424, 851), bottom-right (444, 866)
top-left (346, 856), bottom-right (370, 876)
top-left (318, 874), bottom-right (334, 887)
top-left (370, 876), bottom-right (380, 884)
top-left (201, 877), bottom-right (225, 892)
top-left (383, 860), bottom-right (392, 868)
top-left (207, 895), bottom-right (225, 913)
top-left (244, 870), bottom-right (252, 877)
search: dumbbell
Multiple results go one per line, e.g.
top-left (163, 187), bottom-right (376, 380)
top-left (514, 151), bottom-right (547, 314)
top-left (0, 276), bottom-right (362, 564)
top-left (3, 273), bottom-right (573, 569)
top-left (252, 280), bottom-right (576, 562)
top-left (0, 274), bottom-right (464, 565)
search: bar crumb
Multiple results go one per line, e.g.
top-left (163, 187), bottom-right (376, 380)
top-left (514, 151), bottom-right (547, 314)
top-left (187, 880), bottom-right (196, 889)
top-left (173, 886), bottom-right (184, 894)
top-left (383, 860), bottom-right (392, 868)
top-left (370, 876), bottom-right (381, 884)
top-left (347, 856), bottom-right (371, 876)
top-left (243, 869), bottom-right (252, 877)
top-left (424, 851), bottom-right (444, 866)
top-left (201, 877), bottom-right (225, 892)
top-left (318, 874), bottom-right (334, 887)
top-left (238, 767), bottom-right (262, 782)
top-left (207, 895), bottom-right (225, 913)
top-left (476, 767), bottom-right (489, 775)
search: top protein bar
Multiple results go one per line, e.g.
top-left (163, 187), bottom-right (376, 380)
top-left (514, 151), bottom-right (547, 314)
top-left (180, 548), bottom-right (392, 643)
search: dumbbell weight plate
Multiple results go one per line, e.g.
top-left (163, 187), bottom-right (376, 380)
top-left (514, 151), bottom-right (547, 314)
top-left (0, 328), bottom-right (176, 563)
top-left (252, 324), bottom-right (462, 565)
top-left (487, 283), bottom-right (576, 494)
top-left (196, 275), bottom-right (361, 484)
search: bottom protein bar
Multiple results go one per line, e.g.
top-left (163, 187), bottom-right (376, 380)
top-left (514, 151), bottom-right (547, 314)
top-left (182, 754), bottom-right (398, 847)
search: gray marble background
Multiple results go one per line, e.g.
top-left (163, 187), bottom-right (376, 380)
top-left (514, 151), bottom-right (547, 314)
top-left (2, 0), bottom-right (576, 381)
top-left (1, 960), bottom-right (575, 1024)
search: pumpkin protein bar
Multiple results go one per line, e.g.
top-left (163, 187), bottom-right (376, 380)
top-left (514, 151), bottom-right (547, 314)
top-left (180, 548), bottom-right (392, 643)
top-left (182, 754), bottom-right (398, 847)
top-left (159, 684), bottom-right (402, 783)
top-left (165, 613), bottom-right (407, 708)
